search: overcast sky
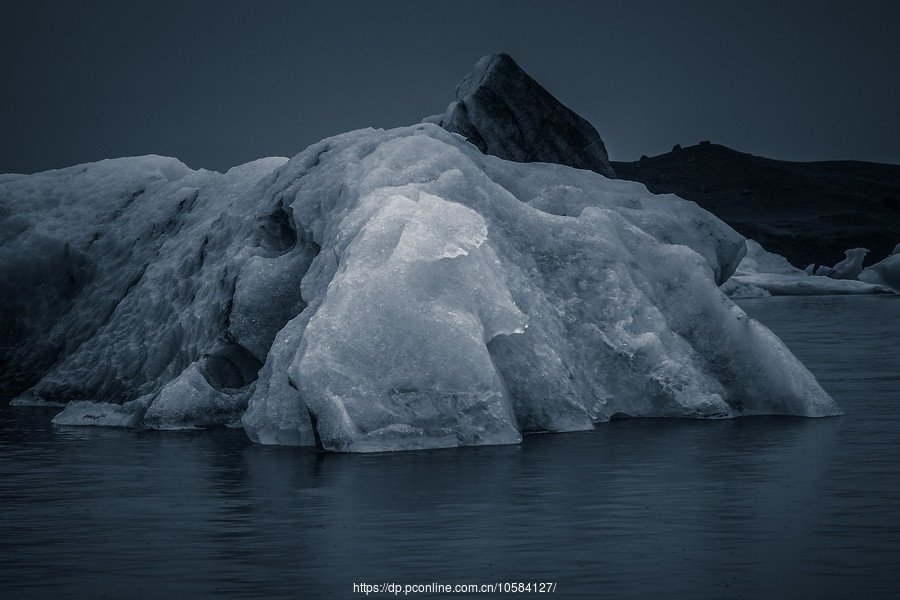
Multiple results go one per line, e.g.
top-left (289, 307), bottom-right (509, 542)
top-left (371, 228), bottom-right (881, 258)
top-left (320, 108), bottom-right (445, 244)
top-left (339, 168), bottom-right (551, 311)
top-left (2, 0), bottom-right (899, 174)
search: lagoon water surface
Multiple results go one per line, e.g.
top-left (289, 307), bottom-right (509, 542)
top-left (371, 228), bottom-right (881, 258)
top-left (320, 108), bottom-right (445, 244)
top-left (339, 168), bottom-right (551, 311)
top-left (2, 295), bottom-right (899, 599)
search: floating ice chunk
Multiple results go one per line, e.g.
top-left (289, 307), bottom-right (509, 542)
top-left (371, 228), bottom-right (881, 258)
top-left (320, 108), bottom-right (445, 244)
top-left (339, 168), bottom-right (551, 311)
top-left (859, 248), bottom-right (900, 292)
top-left (829, 248), bottom-right (869, 280)
top-left (723, 240), bottom-right (892, 297)
top-left (726, 273), bottom-right (892, 296)
top-left (52, 396), bottom-right (151, 427)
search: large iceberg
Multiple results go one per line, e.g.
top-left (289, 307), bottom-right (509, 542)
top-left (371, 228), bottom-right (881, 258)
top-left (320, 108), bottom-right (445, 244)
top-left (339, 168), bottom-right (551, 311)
top-left (1, 122), bottom-right (840, 452)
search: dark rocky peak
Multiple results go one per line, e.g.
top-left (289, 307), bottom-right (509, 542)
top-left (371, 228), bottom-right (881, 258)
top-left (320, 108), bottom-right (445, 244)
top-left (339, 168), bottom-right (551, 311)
top-left (431, 53), bottom-right (615, 178)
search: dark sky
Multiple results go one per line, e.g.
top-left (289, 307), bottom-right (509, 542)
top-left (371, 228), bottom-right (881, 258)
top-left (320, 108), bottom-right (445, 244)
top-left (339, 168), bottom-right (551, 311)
top-left (2, 0), bottom-right (899, 174)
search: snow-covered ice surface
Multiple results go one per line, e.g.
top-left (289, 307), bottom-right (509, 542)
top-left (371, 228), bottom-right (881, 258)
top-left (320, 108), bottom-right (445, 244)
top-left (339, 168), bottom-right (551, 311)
top-left (2, 125), bottom-right (841, 452)
top-left (723, 240), bottom-right (894, 298)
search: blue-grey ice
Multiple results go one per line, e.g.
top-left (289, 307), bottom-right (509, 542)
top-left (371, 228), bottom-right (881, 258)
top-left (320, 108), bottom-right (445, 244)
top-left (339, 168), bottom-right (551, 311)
top-left (859, 243), bottom-right (900, 292)
top-left (1, 124), bottom-right (842, 452)
top-left (722, 240), bottom-right (894, 297)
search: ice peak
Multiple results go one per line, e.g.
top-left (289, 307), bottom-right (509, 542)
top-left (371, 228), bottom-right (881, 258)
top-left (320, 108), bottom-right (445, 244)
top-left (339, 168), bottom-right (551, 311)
top-left (454, 53), bottom-right (516, 98)
top-left (436, 53), bottom-right (616, 178)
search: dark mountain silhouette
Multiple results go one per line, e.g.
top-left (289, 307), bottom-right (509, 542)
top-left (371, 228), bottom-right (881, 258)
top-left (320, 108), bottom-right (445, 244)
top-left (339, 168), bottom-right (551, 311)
top-left (613, 143), bottom-right (900, 268)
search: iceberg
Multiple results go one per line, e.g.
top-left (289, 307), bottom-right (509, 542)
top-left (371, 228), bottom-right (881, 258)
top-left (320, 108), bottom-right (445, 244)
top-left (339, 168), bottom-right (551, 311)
top-left (1, 54), bottom-right (843, 452)
top-left (2, 125), bottom-right (840, 452)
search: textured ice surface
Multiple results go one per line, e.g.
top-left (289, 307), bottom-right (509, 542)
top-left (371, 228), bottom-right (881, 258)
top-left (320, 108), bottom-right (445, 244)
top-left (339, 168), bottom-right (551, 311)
top-left (435, 53), bottom-right (617, 178)
top-left (2, 126), bottom-right (841, 451)
top-left (3, 155), bottom-right (290, 428)
top-left (723, 240), bottom-right (893, 297)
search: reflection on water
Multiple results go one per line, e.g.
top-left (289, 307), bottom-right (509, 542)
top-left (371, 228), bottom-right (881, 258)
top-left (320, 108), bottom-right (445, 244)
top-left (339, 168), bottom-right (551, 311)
top-left (2, 295), bottom-right (900, 599)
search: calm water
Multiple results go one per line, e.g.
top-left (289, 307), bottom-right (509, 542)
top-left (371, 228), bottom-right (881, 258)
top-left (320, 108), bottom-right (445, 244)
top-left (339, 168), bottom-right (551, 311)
top-left (2, 296), bottom-right (899, 599)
